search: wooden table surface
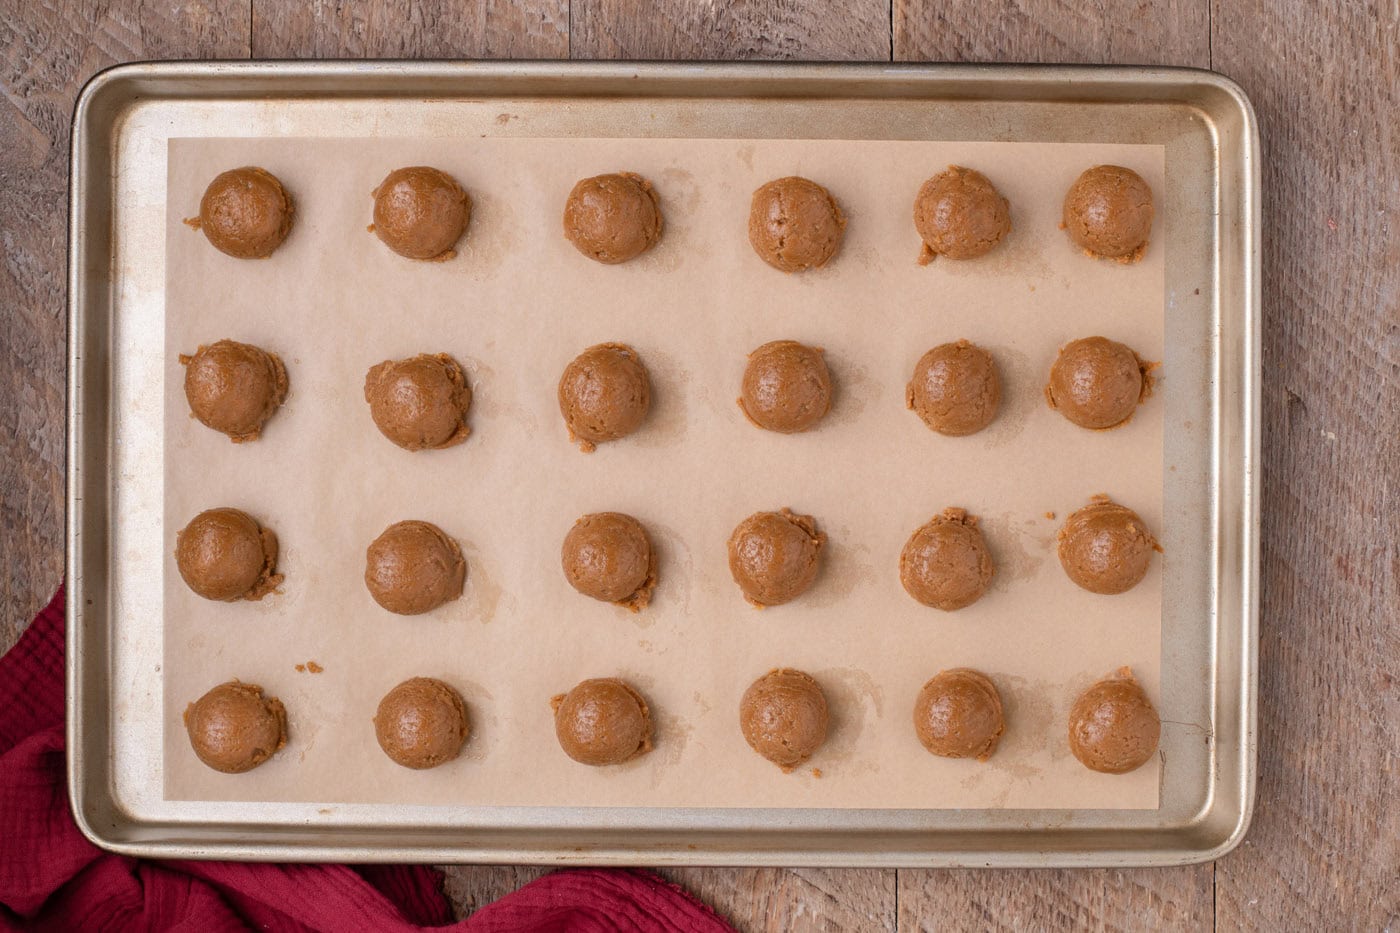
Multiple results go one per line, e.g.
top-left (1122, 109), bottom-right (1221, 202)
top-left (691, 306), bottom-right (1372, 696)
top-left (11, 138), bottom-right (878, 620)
top-left (1, 1), bottom-right (1395, 929)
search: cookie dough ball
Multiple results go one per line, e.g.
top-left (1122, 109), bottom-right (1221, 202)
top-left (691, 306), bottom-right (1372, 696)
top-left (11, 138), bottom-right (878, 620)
top-left (557, 343), bottom-right (651, 452)
top-left (175, 508), bottom-right (282, 602)
top-left (1057, 497), bottom-right (1159, 595)
top-left (563, 172), bottom-right (663, 264)
top-left (371, 166), bottom-right (470, 260)
top-left (1068, 668), bottom-right (1161, 773)
top-left (748, 176), bottom-right (846, 273)
top-left (561, 512), bottom-right (657, 611)
top-left (1062, 165), bottom-right (1154, 262)
top-left (728, 508), bottom-right (826, 608)
top-left (738, 340), bottom-right (833, 434)
top-left (740, 668), bottom-right (829, 771)
top-left (364, 353), bottom-right (472, 451)
top-left (373, 677), bottom-right (470, 770)
top-left (899, 509), bottom-right (995, 611)
top-left (906, 340), bottom-right (1002, 437)
top-left (365, 520), bottom-right (466, 615)
top-left (181, 339), bottom-right (288, 443)
top-left (551, 678), bottom-right (653, 766)
top-left (1045, 336), bottom-right (1153, 430)
top-left (183, 681), bottom-right (287, 774)
top-left (913, 668), bottom-right (1005, 761)
top-left (913, 166), bottom-right (1011, 263)
top-left (190, 167), bottom-right (294, 259)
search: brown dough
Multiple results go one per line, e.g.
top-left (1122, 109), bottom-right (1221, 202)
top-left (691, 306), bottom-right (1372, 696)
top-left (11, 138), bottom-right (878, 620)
top-left (370, 166), bottom-right (470, 261)
top-left (913, 668), bottom-right (1005, 761)
top-left (1057, 496), bottom-right (1160, 595)
top-left (899, 508), bottom-right (995, 611)
top-left (738, 340), bottom-right (833, 434)
top-left (180, 339), bottom-right (288, 443)
top-left (906, 340), bottom-right (1002, 437)
top-left (183, 680), bottom-right (287, 774)
top-left (563, 172), bottom-right (663, 264)
top-left (1061, 165), bottom-right (1154, 262)
top-left (561, 512), bottom-right (657, 611)
top-left (1068, 668), bottom-right (1161, 773)
top-left (557, 343), bottom-right (651, 452)
top-left (364, 354), bottom-right (472, 451)
top-left (1045, 336), bottom-right (1154, 430)
top-left (175, 507), bottom-right (282, 602)
top-left (913, 166), bottom-right (1011, 263)
top-left (373, 677), bottom-right (470, 770)
top-left (739, 668), bottom-right (829, 771)
top-left (551, 678), bottom-right (653, 766)
top-left (365, 520), bottom-right (466, 615)
top-left (187, 167), bottom-right (294, 259)
top-left (727, 508), bottom-right (826, 608)
top-left (748, 176), bottom-right (846, 273)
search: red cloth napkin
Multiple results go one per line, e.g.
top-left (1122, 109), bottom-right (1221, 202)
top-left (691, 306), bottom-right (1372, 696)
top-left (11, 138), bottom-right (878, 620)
top-left (0, 587), bottom-right (732, 932)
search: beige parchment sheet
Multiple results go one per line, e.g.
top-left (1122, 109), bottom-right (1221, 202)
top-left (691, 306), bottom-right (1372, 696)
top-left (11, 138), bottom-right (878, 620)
top-left (163, 135), bottom-right (1164, 809)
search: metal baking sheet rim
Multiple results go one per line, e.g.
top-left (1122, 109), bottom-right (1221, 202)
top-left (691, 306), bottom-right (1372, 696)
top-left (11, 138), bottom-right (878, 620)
top-left (66, 61), bottom-right (1260, 867)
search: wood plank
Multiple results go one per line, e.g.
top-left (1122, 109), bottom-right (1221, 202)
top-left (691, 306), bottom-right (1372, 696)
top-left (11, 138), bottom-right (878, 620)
top-left (660, 868), bottom-right (895, 932)
top-left (570, 0), bottom-right (891, 60)
top-left (892, 0), bottom-right (1215, 926)
top-left (1211, 1), bottom-right (1400, 928)
top-left (898, 868), bottom-right (1213, 930)
top-left (0, 0), bottom-right (250, 652)
top-left (893, 0), bottom-right (1209, 66)
top-left (250, 0), bottom-right (568, 58)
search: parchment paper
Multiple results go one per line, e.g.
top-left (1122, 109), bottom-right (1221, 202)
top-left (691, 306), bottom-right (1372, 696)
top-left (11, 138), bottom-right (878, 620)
top-left (163, 135), bottom-right (1164, 809)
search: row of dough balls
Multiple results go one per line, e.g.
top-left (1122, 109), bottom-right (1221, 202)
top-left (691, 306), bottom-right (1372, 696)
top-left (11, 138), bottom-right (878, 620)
top-left (183, 666), bottom-right (1161, 777)
top-left (181, 335), bottom-right (1158, 450)
top-left (188, 163), bottom-right (1155, 267)
top-left (175, 497), bottom-right (1160, 618)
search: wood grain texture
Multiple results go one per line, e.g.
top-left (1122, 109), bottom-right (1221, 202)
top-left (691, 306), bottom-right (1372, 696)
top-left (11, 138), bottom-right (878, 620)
top-left (898, 868), bottom-right (1214, 931)
top-left (659, 868), bottom-right (896, 932)
top-left (571, 0), bottom-right (890, 61)
top-left (894, 0), bottom-right (1210, 67)
top-left (0, 0), bottom-right (249, 650)
top-left (250, 0), bottom-right (568, 59)
top-left (1211, 1), bottom-right (1400, 928)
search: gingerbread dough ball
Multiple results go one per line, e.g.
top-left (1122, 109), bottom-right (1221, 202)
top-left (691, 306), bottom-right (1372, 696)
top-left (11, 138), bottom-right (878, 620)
top-left (740, 668), bottom-right (829, 770)
top-left (563, 172), bottom-right (663, 264)
top-left (551, 678), bottom-right (653, 766)
top-left (1062, 165), bottom-right (1154, 262)
top-left (374, 677), bottom-right (470, 770)
top-left (728, 508), bottom-right (826, 608)
top-left (748, 176), bottom-right (846, 273)
top-left (189, 167), bottom-right (294, 259)
top-left (906, 340), bottom-right (1002, 437)
top-left (1068, 668), bottom-right (1161, 773)
top-left (175, 508), bottom-right (282, 602)
top-left (371, 166), bottom-right (470, 260)
top-left (365, 520), bottom-right (466, 615)
top-left (738, 340), bottom-right (832, 434)
top-left (184, 680), bottom-right (287, 774)
top-left (557, 343), bottom-right (651, 452)
top-left (561, 512), bottom-right (657, 611)
top-left (899, 509), bottom-right (995, 611)
top-left (913, 668), bottom-right (1005, 761)
top-left (1045, 336), bottom-right (1153, 430)
top-left (181, 339), bottom-right (288, 443)
top-left (364, 354), bottom-right (472, 451)
top-left (1057, 497), bottom-right (1159, 595)
top-left (913, 166), bottom-right (1011, 263)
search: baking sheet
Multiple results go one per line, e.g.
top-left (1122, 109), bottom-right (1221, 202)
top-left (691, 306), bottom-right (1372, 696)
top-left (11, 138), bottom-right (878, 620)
top-left (162, 135), bottom-right (1164, 810)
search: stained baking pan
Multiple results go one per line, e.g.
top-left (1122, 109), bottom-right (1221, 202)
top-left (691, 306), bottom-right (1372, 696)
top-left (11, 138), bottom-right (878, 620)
top-left (67, 61), bottom-right (1258, 866)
